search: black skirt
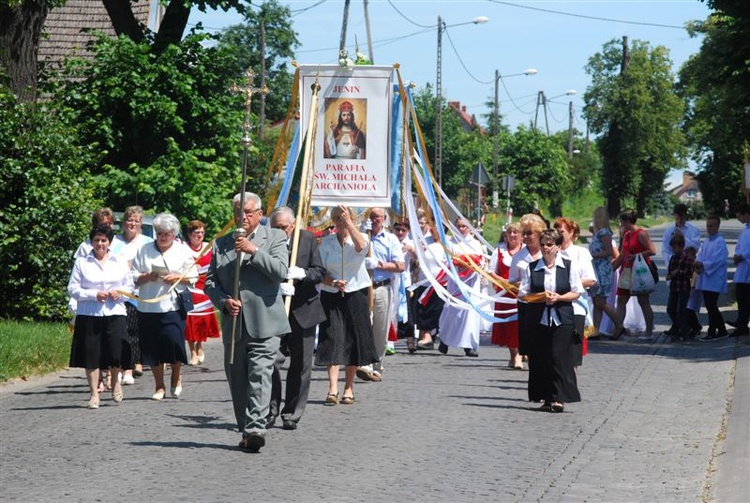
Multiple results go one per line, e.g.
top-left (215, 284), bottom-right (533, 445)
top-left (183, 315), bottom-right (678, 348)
top-left (315, 288), bottom-right (378, 367)
top-left (414, 285), bottom-right (444, 332)
top-left (69, 315), bottom-right (131, 370)
top-left (138, 310), bottom-right (188, 365)
top-left (527, 323), bottom-right (581, 404)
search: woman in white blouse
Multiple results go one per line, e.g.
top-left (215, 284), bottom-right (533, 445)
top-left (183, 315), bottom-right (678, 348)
top-left (314, 205), bottom-right (378, 406)
top-left (68, 226), bottom-right (133, 409)
top-left (519, 229), bottom-right (583, 413)
top-left (132, 213), bottom-right (197, 401)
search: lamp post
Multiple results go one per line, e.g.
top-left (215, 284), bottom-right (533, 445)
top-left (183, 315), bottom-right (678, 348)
top-left (435, 15), bottom-right (488, 186)
top-left (492, 68), bottom-right (537, 208)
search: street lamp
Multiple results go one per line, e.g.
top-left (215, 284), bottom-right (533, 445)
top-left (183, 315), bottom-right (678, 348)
top-left (492, 68), bottom-right (537, 208)
top-left (436, 15), bottom-right (488, 186)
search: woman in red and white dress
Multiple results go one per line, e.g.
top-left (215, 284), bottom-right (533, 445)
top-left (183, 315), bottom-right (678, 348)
top-left (489, 222), bottom-right (523, 369)
top-left (184, 220), bottom-right (221, 365)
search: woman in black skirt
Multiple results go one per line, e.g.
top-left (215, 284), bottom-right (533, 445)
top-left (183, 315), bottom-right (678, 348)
top-left (315, 205), bottom-right (378, 405)
top-left (518, 229), bottom-right (584, 413)
top-left (68, 226), bottom-right (133, 409)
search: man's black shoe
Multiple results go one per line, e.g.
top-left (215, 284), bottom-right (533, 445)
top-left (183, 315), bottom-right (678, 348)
top-left (282, 419), bottom-right (297, 430)
top-left (266, 415), bottom-right (277, 429)
top-left (239, 432), bottom-right (266, 453)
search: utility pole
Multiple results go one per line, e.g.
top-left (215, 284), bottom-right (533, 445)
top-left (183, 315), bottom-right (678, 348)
top-left (533, 91), bottom-right (549, 134)
top-left (435, 15), bottom-right (443, 186)
top-left (259, 16), bottom-right (266, 139)
top-left (492, 69), bottom-right (499, 208)
top-left (339, 0), bottom-right (351, 57)
top-left (567, 100), bottom-right (574, 158)
top-left (364, 0), bottom-right (374, 63)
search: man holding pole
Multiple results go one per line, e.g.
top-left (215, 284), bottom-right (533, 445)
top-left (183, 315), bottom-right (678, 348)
top-left (204, 192), bottom-right (290, 453)
top-left (267, 206), bottom-right (326, 430)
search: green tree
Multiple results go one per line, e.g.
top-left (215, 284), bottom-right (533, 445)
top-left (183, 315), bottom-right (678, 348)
top-left (498, 126), bottom-right (571, 217)
top-left (0, 80), bottom-right (99, 320)
top-left (584, 37), bottom-right (686, 218)
top-left (217, 0), bottom-right (299, 123)
top-left (679, 1), bottom-right (750, 213)
top-left (55, 33), bottom-right (250, 233)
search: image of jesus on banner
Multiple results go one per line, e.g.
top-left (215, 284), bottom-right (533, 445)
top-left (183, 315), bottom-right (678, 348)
top-left (324, 98), bottom-right (367, 160)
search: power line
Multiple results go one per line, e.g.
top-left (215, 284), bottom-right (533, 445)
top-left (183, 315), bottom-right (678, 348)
top-left (290, 0), bottom-right (328, 16)
top-left (488, 0), bottom-right (686, 30)
top-left (443, 28), bottom-right (486, 85)
top-left (386, 0), bottom-right (433, 28)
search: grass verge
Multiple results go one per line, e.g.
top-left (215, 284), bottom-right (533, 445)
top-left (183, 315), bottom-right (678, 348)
top-left (0, 320), bottom-right (71, 383)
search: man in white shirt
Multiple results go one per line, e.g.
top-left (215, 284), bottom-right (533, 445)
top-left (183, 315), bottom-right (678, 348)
top-left (357, 208), bottom-right (405, 381)
top-left (728, 204), bottom-right (750, 336)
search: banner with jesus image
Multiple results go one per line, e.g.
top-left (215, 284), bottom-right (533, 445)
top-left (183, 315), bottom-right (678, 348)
top-left (298, 65), bottom-right (393, 208)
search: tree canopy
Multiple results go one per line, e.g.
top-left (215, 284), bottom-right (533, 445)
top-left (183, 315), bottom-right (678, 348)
top-left (584, 37), bottom-right (685, 217)
top-left (679, 0), bottom-right (750, 213)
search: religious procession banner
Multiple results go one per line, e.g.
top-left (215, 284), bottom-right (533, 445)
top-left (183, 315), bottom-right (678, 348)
top-left (298, 65), bottom-right (393, 208)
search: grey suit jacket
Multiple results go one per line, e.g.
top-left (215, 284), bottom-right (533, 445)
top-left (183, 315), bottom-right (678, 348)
top-left (205, 225), bottom-right (291, 341)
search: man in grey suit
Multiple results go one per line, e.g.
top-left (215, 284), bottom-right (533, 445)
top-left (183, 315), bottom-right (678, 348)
top-left (204, 192), bottom-right (290, 453)
top-left (267, 207), bottom-right (326, 430)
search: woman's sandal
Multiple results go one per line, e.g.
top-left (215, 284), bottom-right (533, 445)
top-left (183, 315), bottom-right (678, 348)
top-left (324, 393), bottom-right (339, 406)
top-left (341, 395), bottom-right (355, 405)
top-left (551, 402), bottom-right (565, 413)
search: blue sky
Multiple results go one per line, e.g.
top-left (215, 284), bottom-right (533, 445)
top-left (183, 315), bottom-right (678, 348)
top-left (189, 0), bottom-right (712, 187)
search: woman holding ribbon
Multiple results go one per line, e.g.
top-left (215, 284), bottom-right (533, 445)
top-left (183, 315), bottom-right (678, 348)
top-left (489, 222), bottom-right (523, 369)
top-left (519, 229), bottom-right (584, 413)
top-left (184, 220), bottom-right (221, 366)
top-left (132, 213), bottom-right (197, 400)
top-left (437, 217), bottom-right (486, 357)
top-left (68, 225), bottom-right (133, 409)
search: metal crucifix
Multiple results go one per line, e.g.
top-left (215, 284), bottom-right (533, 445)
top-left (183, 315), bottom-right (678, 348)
top-left (227, 68), bottom-right (270, 364)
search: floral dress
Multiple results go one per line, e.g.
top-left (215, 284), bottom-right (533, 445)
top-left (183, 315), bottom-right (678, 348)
top-left (589, 228), bottom-right (614, 298)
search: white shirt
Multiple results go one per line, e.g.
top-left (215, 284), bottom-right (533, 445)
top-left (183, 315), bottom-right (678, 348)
top-left (696, 233), bottom-right (728, 293)
top-left (663, 221), bottom-right (702, 265)
top-left (417, 236), bottom-right (446, 282)
top-left (518, 254), bottom-right (584, 326)
top-left (132, 241), bottom-right (198, 313)
top-left (68, 252), bottom-right (133, 317)
top-left (113, 233), bottom-right (154, 263)
top-left (509, 246), bottom-right (541, 284)
top-left (370, 229), bottom-right (405, 283)
top-left (560, 244), bottom-right (596, 316)
top-left (735, 224), bottom-right (750, 284)
top-left (319, 233), bottom-right (371, 293)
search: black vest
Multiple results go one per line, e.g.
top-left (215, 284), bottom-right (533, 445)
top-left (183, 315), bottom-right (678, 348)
top-left (527, 257), bottom-right (575, 326)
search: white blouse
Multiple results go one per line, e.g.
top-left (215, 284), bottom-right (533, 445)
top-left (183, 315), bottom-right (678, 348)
top-left (68, 253), bottom-right (133, 317)
top-left (319, 233), bottom-right (371, 293)
top-left (132, 241), bottom-right (198, 313)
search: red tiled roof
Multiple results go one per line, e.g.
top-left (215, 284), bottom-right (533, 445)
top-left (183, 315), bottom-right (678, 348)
top-left (38, 0), bottom-right (152, 67)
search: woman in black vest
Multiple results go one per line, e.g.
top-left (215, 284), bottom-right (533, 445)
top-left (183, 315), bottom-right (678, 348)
top-left (519, 229), bottom-right (584, 413)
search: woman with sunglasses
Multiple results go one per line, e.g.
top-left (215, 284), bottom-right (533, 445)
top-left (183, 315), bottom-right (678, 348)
top-left (518, 229), bottom-right (583, 413)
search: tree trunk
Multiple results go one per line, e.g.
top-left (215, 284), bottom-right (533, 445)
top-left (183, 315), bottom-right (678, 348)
top-left (0, 0), bottom-right (50, 103)
top-left (153, 0), bottom-right (190, 54)
top-left (102, 0), bottom-right (145, 42)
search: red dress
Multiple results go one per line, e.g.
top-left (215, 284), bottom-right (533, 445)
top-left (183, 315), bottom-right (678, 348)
top-left (184, 242), bottom-right (221, 342)
top-left (490, 243), bottom-right (519, 348)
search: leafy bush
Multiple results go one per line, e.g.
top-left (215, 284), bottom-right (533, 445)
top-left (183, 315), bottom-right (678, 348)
top-left (0, 84), bottom-right (99, 321)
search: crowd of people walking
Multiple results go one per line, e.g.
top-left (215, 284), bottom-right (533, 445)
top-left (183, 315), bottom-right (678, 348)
top-left (67, 198), bottom-right (750, 451)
